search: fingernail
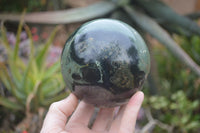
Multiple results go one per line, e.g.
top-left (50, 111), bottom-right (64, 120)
top-left (129, 91), bottom-right (144, 106)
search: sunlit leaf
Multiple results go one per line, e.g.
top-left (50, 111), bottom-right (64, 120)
top-left (24, 24), bottom-right (34, 58)
top-left (186, 122), bottom-right (200, 130)
top-left (22, 25), bottom-right (34, 94)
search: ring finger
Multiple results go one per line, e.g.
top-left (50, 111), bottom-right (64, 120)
top-left (92, 107), bottom-right (115, 131)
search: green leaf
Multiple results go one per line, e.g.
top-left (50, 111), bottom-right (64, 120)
top-left (186, 121), bottom-right (200, 130)
top-left (45, 82), bottom-right (64, 97)
top-left (0, 62), bottom-right (26, 102)
top-left (27, 58), bottom-right (40, 85)
top-left (13, 12), bottom-right (25, 60)
top-left (36, 26), bottom-right (59, 69)
top-left (191, 101), bottom-right (199, 109)
top-left (44, 61), bottom-right (61, 79)
top-left (0, 96), bottom-right (23, 110)
top-left (149, 96), bottom-right (169, 109)
top-left (24, 24), bottom-right (34, 58)
top-left (21, 59), bottom-right (33, 94)
top-left (8, 59), bottom-right (23, 90)
top-left (41, 77), bottom-right (64, 96)
top-left (181, 115), bottom-right (190, 124)
top-left (0, 63), bottom-right (12, 92)
top-left (22, 25), bottom-right (34, 94)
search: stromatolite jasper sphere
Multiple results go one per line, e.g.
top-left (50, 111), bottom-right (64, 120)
top-left (61, 19), bottom-right (150, 107)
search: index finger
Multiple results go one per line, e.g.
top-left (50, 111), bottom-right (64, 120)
top-left (41, 93), bottom-right (78, 133)
top-left (110, 91), bottom-right (144, 133)
top-left (120, 91), bottom-right (144, 132)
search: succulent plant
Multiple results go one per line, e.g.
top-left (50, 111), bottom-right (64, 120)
top-left (61, 19), bottom-right (150, 107)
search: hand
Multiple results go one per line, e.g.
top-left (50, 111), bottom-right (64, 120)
top-left (41, 91), bottom-right (144, 133)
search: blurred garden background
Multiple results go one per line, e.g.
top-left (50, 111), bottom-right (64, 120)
top-left (0, 0), bottom-right (200, 132)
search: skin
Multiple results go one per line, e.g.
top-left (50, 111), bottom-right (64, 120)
top-left (40, 91), bottom-right (144, 133)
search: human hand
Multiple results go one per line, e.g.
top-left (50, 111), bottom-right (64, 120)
top-left (40, 91), bottom-right (144, 133)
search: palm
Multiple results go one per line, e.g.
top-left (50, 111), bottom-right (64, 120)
top-left (41, 92), bottom-right (143, 133)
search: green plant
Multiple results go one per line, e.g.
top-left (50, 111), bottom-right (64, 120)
top-left (175, 35), bottom-right (200, 65)
top-left (145, 90), bottom-right (200, 132)
top-left (0, 20), bottom-right (67, 114)
top-left (152, 35), bottom-right (200, 97)
top-left (142, 34), bottom-right (200, 133)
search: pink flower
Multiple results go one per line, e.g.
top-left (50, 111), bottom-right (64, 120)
top-left (31, 27), bottom-right (37, 34)
top-left (33, 35), bottom-right (39, 41)
top-left (22, 130), bottom-right (28, 133)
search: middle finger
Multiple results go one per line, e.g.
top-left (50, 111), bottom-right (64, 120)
top-left (92, 107), bottom-right (115, 131)
top-left (67, 101), bottom-right (95, 126)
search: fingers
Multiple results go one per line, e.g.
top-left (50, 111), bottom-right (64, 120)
top-left (67, 100), bottom-right (95, 126)
top-left (41, 91), bottom-right (144, 133)
top-left (120, 91), bottom-right (144, 132)
top-left (92, 107), bottom-right (115, 131)
top-left (41, 93), bottom-right (78, 133)
top-left (109, 104), bottom-right (126, 132)
top-left (110, 91), bottom-right (144, 133)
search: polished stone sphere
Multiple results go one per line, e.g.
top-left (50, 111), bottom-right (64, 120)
top-left (61, 19), bottom-right (150, 107)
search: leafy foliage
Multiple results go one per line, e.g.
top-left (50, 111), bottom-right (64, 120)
top-left (152, 35), bottom-right (200, 96)
top-left (146, 91), bottom-right (200, 132)
top-left (143, 34), bottom-right (200, 132)
top-left (0, 21), bottom-right (67, 113)
top-left (176, 35), bottom-right (200, 64)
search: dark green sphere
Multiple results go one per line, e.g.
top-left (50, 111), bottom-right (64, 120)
top-left (61, 19), bottom-right (150, 107)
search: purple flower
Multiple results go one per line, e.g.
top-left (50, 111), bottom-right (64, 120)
top-left (7, 32), bottom-right (16, 45)
top-left (20, 31), bottom-right (27, 41)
